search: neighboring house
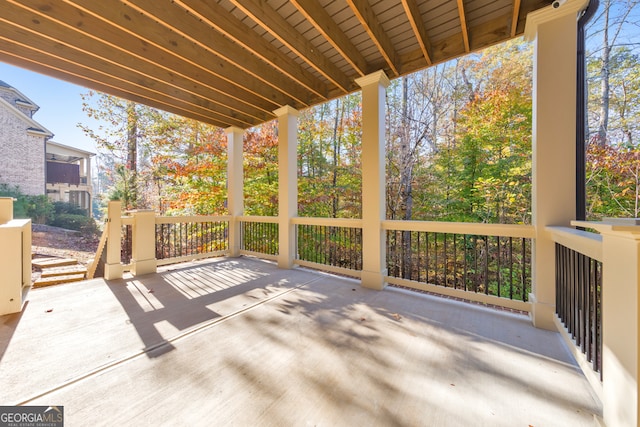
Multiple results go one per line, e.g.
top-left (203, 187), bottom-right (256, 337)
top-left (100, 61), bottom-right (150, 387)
top-left (0, 79), bottom-right (94, 215)
top-left (0, 79), bottom-right (52, 196)
top-left (46, 140), bottom-right (93, 216)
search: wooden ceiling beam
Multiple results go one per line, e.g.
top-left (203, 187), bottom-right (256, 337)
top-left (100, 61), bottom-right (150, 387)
top-left (511, 0), bottom-right (522, 37)
top-left (0, 0), bottom-right (555, 130)
top-left (119, 0), bottom-right (314, 107)
top-left (468, 12), bottom-right (511, 51)
top-left (0, 38), bottom-right (249, 128)
top-left (58, 0), bottom-right (297, 110)
top-left (345, 0), bottom-right (400, 76)
top-left (289, 0), bottom-right (369, 77)
top-left (6, 0), bottom-right (274, 122)
top-left (228, 0), bottom-right (354, 93)
top-left (456, 0), bottom-right (470, 53)
top-left (401, 0), bottom-right (433, 67)
top-left (175, 0), bottom-right (328, 100)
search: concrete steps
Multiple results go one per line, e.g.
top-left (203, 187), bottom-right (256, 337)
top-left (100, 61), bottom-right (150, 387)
top-left (33, 273), bottom-right (86, 288)
top-left (33, 256), bottom-right (87, 288)
top-left (40, 265), bottom-right (88, 278)
top-left (33, 258), bottom-right (79, 269)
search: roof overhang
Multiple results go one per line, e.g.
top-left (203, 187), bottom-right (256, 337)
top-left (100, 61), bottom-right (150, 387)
top-left (0, 96), bottom-right (53, 137)
top-left (47, 140), bottom-right (95, 158)
top-left (0, 0), bottom-right (557, 129)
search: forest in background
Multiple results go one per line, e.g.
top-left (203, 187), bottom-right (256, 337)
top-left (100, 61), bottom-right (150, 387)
top-left (84, 0), bottom-right (640, 224)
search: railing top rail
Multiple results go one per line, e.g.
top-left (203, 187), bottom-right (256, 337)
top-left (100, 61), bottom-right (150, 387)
top-left (572, 219), bottom-right (640, 234)
top-left (291, 216), bottom-right (363, 228)
top-left (121, 216), bottom-right (133, 225)
top-left (382, 220), bottom-right (535, 238)
top-left (155, 215), bottom-right (231, 224)
top-left (238, 215), bottom-right (279, 224)
top-left (547, 225), bottom-right (603, 262)
top-left (0, 219), bottom-right (31, 228)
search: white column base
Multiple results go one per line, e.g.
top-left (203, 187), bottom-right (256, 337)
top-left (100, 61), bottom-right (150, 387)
top-left (361, 269), bottom-right (387, 291)
top-left (104, 263), bottom-right (124, 280)
top-left (131, 258), bottom-right (157, 276)
top-left (528, 293), bottom-right (556, 330)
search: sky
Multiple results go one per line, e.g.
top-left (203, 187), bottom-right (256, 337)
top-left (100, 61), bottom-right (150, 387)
top-left (0, 61), bottom-right (99, 153)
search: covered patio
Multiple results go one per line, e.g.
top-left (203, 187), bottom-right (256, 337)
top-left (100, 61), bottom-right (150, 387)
top-left (1, 257), bottom-right (599, 426)
top-left (1, 0), bottom-right (639, 425)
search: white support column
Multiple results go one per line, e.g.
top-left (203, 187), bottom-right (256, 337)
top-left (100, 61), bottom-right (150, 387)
top-left (226, 126), bottom-right (244, 257)
top-left (85, 156), bottom-right (92, 187)
top-left (104, 200), bottom-right (123, 280)
top-left (525, 0), bottom-right (588, 329)
top-left (578, 220), bottom-right (640, 427)
top-left (0, 197), bottom-right (12, 224)
top-left (356, 70), bottom-right (390, 290)
top-left (130, 210), bottom-right (157, 276)
top-left (274, 106), bottom-right (299, 269)
top-left (86, 156), bottom-right (93, 217)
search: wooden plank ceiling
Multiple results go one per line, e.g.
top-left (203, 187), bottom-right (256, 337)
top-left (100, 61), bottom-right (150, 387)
top-left (0, 0), bottom-right (552, 129)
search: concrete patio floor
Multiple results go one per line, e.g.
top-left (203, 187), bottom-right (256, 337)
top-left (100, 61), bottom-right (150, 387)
top-left (1, 257), bottom-right (601, 426)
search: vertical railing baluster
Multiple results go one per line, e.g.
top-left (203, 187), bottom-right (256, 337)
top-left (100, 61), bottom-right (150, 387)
top-left (443, 233), bottom-right (448, 287)
top-left (509, 237), bottom-right (514, 300)
top-left (452, 234), bottom-right (457, 289)
top-left (520, 237), bottom-right (527, 301)
top-left (474, 235), bottom-right (479, 293)
top-left (463, 234), bottom-right (468, 292)
top-left (484, 237), bottom-right (489, 295)
top-left (433, 233), bottom-right (441, 285)
top-left (554, 242), bottom-right (602, 379)
top-left (496, 236), bottom-right (502, 297)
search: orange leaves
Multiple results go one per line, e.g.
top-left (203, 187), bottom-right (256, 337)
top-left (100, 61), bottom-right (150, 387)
top-left (586, 142), bottom-right (640, 218)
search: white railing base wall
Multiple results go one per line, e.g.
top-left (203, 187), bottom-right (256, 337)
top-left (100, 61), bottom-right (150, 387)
top-left (156, 251), bottom-right (228, 267)
top-left (385, 276), bottom-right (531, 313)
top-left (295, 259), bottom-right (362, 279)
top-left (239, 251), bottom-right (278, 262)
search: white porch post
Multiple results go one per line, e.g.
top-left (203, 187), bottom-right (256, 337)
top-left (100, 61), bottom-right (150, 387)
top-left (85, 156), bottom-right (92, 189)
top-left (525, 0), bottom-right (588, 329)
top-left (86, 156), bottom-right (93, 217)
top-left (226, 126), bottom-right (244, 257)
top-left (356, 70), bottom-right (390, 290)
top-left (0, 197), bottom-right (12, 224)
top-left (130, 210), bottom-right (157, 276)
top-left (104, 200), bottom-right (123, 280)
top-left (578, 221), bottom-right (640, 427)
top-left (274, 106), bottom-right (299, 269)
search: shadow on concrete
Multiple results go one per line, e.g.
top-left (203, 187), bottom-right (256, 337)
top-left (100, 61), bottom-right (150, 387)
top-left (0, 301), bottom-right (28, 363)
top-left (105, 257), bottom-right (311, 357)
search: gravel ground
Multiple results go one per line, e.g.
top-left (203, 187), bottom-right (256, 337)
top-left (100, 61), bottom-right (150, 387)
top-left (31, 224), bottom-right (100, 264)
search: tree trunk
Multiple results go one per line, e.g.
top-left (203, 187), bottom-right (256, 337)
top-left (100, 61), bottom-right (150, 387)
top-left (331, 98), bottom-right (343, 218)
top-left (126, 101), bottom-right (138, 208)
top-left (399, 76), bottom-right (414, 279)
top-left (597, 0), bottom-right (611, 146)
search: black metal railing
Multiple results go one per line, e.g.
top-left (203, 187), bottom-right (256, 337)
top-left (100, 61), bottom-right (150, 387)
top-left (155, 221), bottom-right (228, 260)
top-left (296, 224), bottom-right (362, 271)
top-left (241, 221), bottom-right (279, 256)
top-left (122, 224), bottom-right (132, 264)
top-left (555, 243), bottom-right (602, 379)
top-left (386, 231), bottom-right (532, 301)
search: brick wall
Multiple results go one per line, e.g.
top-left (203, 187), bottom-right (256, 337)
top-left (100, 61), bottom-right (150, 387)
top-left (0, 91), bottom-right (15, 105)
top-left (0, 108), bottom-right (46, 196)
